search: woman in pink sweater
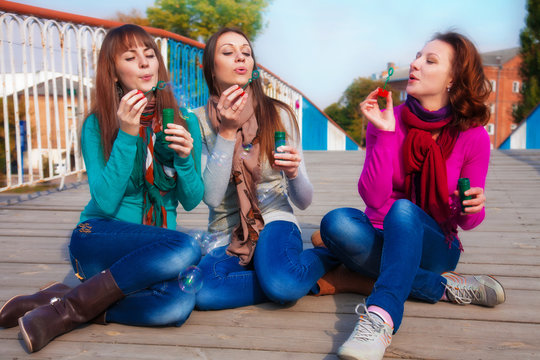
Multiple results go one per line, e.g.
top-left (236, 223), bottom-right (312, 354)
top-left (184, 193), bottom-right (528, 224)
top-left (318, 32), bottom-right (506, 360)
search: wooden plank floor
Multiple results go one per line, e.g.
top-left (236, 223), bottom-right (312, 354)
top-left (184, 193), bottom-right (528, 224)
top-left (1, 150), bottom-right (539, 359)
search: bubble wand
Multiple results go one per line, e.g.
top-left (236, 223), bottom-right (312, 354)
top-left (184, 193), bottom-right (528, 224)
top-left (144, 80), bottom-right (168, 95)
top-left (241, 69), bottom-right (260, 90)
top-left (377, 67), bottom-right (394, 97)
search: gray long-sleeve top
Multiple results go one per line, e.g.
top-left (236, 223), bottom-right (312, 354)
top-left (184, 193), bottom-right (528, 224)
top-left (192, 106), bottom-right (313, 249)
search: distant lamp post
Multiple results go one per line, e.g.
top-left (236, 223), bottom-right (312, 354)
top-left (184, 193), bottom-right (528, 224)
top-left (495, 55), bottom-right (502, 148)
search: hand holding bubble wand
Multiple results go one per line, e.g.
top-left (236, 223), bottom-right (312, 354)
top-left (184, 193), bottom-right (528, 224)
top-left (377, 67), bottom-right (394, 97)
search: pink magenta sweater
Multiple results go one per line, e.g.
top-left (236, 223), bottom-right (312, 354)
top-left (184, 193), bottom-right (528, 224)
top-left (358, 103), bottom-right (490, 232)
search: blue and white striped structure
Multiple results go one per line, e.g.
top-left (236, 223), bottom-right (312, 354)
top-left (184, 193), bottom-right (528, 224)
top-left (500, 103), bottom-right (540, 149)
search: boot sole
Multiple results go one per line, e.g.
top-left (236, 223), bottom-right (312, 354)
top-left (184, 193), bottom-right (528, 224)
top-left (18, 316), bottom-right (34, 353)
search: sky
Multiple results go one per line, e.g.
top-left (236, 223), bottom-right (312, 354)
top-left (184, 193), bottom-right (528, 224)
top-left (9, 0), bottom-right (528, 109)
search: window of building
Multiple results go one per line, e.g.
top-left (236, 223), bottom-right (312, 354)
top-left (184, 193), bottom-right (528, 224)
top-left (490, 103), bottom-right (495, 114)
top-left (511, 123), bottom-right (517, 130)
top-left (400, 91), bottom-right (407, 101)
top-left (490, 80), bottom-right (496, 92)
top-left (485, 123), bottom-right (495, 135)
top-left (512, 81), bottom-right (520, 93)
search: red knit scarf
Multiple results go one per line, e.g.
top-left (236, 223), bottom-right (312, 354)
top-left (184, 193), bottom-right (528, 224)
top-left (401, 104), bottom-right (459, 241)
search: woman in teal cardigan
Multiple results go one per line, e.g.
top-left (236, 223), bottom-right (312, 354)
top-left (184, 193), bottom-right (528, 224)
top-left (0, 24), bottom-right (204, 353)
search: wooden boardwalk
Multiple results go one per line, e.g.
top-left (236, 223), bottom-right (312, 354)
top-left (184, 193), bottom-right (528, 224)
top-left (0, 150), bottom-right (539, 359)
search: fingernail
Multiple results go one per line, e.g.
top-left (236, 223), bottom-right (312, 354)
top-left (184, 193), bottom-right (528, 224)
top-left (240, 91), bottom-right (245, 97)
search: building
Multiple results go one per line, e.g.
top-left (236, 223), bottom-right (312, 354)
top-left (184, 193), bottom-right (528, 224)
top-left (483, 47), bottom-right (522, 148)
top-left (379, 48), bottom-right (522, 149)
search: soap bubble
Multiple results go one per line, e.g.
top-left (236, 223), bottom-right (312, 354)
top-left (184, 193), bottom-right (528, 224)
top-left (257, 188), bottom-right (274, 208)
top-left (178, 265), bottom-right (203, 294)
top-left (209, 150), bottom-right (229, 167)
top-left (241, 143), bottom-right (253, 160)
top-left (188, 229), bottom-right (220, 256)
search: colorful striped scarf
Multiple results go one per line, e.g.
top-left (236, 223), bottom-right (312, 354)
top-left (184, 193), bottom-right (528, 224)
top-left (131, 100), bottom-right (177, 228)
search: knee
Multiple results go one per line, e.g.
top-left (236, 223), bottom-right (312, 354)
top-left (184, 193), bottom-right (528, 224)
top-left (320, 208), bottom-right (371, 250)
top-left (171, 233), bottom-right (202, 267)
top-left (259, 270), bottom-right (303, 304)
top-left (156, 291), bottom-right (196, 326)
top-left (321, 208), bottom-right (359, 240)
top-left (385, 199), bottom-right (418, 227)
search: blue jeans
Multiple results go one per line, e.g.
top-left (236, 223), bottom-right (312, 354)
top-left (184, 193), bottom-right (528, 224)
top-left (69, 218), bottom-right (201, 326)
top-left (195, 221), bottom-right (340, 310)
top-left (320, 200), bottom-right (461, 332)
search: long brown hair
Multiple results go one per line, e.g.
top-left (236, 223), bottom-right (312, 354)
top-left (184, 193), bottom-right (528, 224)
top-left (89, 24), bottom-right (183, 160)
top-left (202, 27), bottom-right (299, 163)
top-left (433, 32), bottom-right (491, 131)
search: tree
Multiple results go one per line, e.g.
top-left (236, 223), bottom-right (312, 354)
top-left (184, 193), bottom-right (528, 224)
top-left (147, 0), bottom-right (271, 41)
top-left (109, 9), bottom-right (150, 26)
top-left (325, 77), bottom-right (401, 146)
top-left (514, 0), bottom-right (540, 123)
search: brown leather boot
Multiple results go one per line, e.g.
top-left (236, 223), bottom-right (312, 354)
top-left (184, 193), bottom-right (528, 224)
top-left (311, 230), bottom-right (325, 248)
top-left (0, 282), bottom-right (71, 328)
top-left (315, 264), bottom-right (375, 296)
top-left (18, 270), bottom-right (124, 353)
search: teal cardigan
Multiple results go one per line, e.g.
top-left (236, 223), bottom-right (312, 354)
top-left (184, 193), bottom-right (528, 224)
top-left (79, 114), bottom-right (204, 230)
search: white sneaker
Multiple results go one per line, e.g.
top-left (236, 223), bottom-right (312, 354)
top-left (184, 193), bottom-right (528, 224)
top-left (337, 303), bottom-right (393, 360)
top-left (442, 271), bottom-right (506, 307)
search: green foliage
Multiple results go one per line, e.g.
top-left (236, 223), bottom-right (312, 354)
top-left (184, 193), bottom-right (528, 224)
top-left (324, 77), bottom-right (401, 146)
top-left (147, 0), bottom-right (271, 41)
top-left (110, 8), bottom-right (150, 26)
top-left (514, 0), bottom-right (540, 123)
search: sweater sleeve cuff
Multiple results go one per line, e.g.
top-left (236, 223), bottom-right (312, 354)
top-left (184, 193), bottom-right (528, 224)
top-left (174, 151), bottom-right (195, 168)
top-left (116, 129), bottom-right (139, 146)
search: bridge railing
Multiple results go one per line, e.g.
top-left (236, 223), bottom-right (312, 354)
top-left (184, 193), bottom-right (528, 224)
top-left (1, 2), bottom-right (355, 192)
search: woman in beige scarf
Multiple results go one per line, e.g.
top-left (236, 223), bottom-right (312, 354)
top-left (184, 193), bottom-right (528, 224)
top-left (192, 27), bottom-right (340, 309)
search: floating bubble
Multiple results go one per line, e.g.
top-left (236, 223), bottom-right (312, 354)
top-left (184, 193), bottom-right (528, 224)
top-left (188, 229), bottom-right (205, 243)
top-left (257, 188), bottom-right (274, 208)
top-left (209, 150), bottom-right (229, 167)
top-left (241, 143), bottom-right (253, 160)
top-left (188, 229), bottom-right (221, 256)
top-left (178, 265), bottom-right (203, 294)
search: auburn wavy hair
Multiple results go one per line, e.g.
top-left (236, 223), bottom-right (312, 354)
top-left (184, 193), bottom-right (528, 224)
top-left (433, 32), bottom-right (492, 130)
top-left (89, 24), bottom-right (183, 160)
top-left (202, 27), bottom-right (299, 163)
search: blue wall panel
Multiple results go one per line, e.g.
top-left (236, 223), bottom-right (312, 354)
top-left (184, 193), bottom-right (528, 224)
top-left (346, 137), bottom-right (359, 150)
top-left (302, 99), bottom-right (327, 150)
top-left (526, 106), bottom-right (540, 149)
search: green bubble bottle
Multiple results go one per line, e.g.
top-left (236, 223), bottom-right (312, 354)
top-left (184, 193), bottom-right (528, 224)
top-left (275, 131), bottom-right (286, 153)
top-left (458, 178), bottom-right (472, 212)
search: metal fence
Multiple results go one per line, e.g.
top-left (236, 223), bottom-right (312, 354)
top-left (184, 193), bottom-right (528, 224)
top-left (1, 6), bottom-right (348, 192)
top-left (0, 12), bottom-right (108, 191)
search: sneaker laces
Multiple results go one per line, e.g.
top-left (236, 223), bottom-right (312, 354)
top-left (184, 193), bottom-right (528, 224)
top-left (350, 303), bottom-right (384, 341)
top-left (443, 281), bottom-right (481, 305)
